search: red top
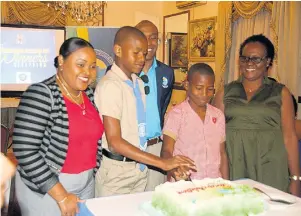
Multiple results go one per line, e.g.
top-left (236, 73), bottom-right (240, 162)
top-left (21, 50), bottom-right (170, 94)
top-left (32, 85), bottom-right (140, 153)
top-left (61, 93), bottom-right (104, 174)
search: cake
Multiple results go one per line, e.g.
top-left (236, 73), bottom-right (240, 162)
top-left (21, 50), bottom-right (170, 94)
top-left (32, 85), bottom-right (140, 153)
top-left (150, 178), bottom-right (265, 216)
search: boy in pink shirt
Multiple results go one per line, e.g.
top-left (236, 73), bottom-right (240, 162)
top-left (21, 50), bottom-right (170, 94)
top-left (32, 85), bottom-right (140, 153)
top-left (161, 63), bottom-right (229, 181)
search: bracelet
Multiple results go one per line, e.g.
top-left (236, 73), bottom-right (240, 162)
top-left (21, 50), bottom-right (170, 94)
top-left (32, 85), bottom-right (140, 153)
top-left (57, 196), bottom-right (68, 204)
top-left (289, 175), bottom-right (301, 181)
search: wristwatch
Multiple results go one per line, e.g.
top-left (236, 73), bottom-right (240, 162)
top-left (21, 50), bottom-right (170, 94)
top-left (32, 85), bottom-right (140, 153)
top-left (289, 175), bottom-right (301, 181)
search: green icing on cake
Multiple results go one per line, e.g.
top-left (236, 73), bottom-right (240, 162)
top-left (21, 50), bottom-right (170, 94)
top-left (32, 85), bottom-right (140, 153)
top-left (152, 192), bottom-right (189, 216)
top-left (150, 179), bottom-right (265, 216)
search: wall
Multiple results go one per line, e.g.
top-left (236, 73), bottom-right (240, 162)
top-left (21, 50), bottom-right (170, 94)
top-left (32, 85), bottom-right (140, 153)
top-left (103, 1), bottom-right (219, 64)
top-left (299, 23), bottom-right (301, 119)
top-left (104, 1), bottom-right (164, 60)
top-left (189, 0), bottom-right (219, 74)
top-left (163, 1), bottom-right (219, 18)
top-left (162, 1), bottom-right (219, 73)
top-left (162, 1), bottom-right (219, 110)
top-left (0, 1), bottom-right (218, 69)
top-left (104, 1), bottom-right (162, 26)
top-left (100, 1), bottom-right (220, 111)
top-left (1, 1), bottom-right (219, 110)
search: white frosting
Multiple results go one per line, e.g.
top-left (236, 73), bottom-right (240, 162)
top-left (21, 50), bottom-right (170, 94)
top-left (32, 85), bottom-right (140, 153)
top-left (151, 178), bottom-right (265, 216)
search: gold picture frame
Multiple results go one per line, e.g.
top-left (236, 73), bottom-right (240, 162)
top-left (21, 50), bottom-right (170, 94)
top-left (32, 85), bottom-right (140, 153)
top-left (188, 16), bottom-right (216, 62)
top-left (169, 32), bottom-right (188, 68)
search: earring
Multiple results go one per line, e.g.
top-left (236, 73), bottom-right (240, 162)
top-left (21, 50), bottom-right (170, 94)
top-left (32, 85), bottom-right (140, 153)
top-left (59, 63), bottom-right (63, 71)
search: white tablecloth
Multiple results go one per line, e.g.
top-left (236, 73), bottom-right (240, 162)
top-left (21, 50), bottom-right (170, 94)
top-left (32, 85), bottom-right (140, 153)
top-left (86, 179), bottom-right (301, 216)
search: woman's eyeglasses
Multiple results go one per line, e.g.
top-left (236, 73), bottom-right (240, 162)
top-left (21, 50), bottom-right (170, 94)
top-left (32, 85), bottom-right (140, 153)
top-left (239, 56), bottom-right (266, 64)
top-left (140, 75), bottom-right (150, 95)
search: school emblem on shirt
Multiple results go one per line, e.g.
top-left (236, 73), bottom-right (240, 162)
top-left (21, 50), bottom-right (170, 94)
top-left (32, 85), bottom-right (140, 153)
top-left (138, 123), bottom-right (146, 137)
top-left (162, 77), bottom-right (168, 88)
top-left (212, 117), bottom-right (217, 124)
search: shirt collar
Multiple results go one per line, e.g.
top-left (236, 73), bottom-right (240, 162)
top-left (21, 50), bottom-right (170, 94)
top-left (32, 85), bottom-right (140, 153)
top-left (111, 62), bottom-right (139, 83)
top-left (237, 75), bottom-right (273, 86)
top-left (152, 57), bottom-right (158, 69)
top-left (141, 58), bottom-right (157, 75)
top-left (185, 97), bottom-right (211, 113)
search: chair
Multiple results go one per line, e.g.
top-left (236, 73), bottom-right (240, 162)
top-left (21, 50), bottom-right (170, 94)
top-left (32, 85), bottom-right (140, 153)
top-left (1, 124), bottom-right (9, 155)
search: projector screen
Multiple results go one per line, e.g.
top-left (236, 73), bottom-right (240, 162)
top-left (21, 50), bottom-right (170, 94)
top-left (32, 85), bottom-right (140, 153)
top-left (0, 24), bottom-right (65, 96)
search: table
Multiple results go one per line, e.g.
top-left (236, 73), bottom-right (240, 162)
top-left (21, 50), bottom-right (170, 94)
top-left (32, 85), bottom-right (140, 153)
top-left (1, 98), bottom-right (20, 108)
top-left (86, 179), bottom-right (301, 216)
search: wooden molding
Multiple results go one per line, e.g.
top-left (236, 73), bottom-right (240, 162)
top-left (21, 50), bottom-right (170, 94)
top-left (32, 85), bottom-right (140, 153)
top-left (1, 98), bottom-right (20, 108)
top-left (163, 11), bottom-right (190, 63)
top-left (176, 1), bottom-right (207, 9)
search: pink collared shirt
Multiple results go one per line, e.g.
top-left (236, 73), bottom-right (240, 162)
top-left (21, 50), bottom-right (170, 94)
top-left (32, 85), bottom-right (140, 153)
top-left (163, 99), bottom-right (225, 180)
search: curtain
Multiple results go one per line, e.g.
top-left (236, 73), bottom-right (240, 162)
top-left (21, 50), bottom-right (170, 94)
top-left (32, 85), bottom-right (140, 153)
top-left (215, 2), bottom-right (233, 89)
top-left (226, 9), bottom-right (272, 83)
top-left (216, 1), bottom-right (301, 96)
top-left (1, 1), bottom-right (104, 26)
top-left (232, 1), bottom-right (272, 21)
top-left (2, 1), bottom-right (65, 26)
top-left (271, 2), bottom-right (301, 97)
top-left (215, 1), bottom-right (233, 89)
top-left (215, 1), bottom-right (273, 88)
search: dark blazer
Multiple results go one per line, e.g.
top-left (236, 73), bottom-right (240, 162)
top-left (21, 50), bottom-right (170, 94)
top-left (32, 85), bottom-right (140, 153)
top-left (105, 60), bottom-right (174, 129)
top-left (155, 60), bottom-right (174, 129)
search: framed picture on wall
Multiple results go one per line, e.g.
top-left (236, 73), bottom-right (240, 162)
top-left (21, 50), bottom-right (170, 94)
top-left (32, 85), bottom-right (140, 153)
top-left (188, 16), bottom-right (217, 62)
top-left (173, 68), bottom-right (187, 90)
top-left (169, 32), bottom-right (188, 68)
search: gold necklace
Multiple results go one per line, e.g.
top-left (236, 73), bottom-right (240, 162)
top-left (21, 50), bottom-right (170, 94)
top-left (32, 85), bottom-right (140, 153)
top-left (56, 75), bottom-right (81, 97)
top-left (246, 88), bottom-right (254, 93)
top-left (243, 84), bottom-right (261, 93)
top-left (56, 75), bottom-right (86, 115)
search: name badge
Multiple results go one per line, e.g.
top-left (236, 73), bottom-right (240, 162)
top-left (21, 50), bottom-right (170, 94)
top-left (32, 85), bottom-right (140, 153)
top-left (138, 123), bottom-right (146, 137)
top-left (162, 77), bottom-right (168, 88)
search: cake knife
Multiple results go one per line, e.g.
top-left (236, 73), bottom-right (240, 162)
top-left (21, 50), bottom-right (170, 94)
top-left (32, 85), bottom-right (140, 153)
top-left (253, 187), bottom-right (296, 204)
top-left (186, 176), bottom-right (197, 187)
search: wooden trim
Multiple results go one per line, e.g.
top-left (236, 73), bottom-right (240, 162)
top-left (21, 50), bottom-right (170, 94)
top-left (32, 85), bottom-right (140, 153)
top-left (0, 23), bottom-right (65, 30)
top-left (163, 11), bottom-right (190, 63)
top-left (164, 10), bottom-right (191, 19)
top-left (102, 3), bottom-right (105, 26)
top-left (176, 1), bottom-right (207, 10)
top-left (173, 83), bottom-right (185, 90)
top-left (163, 17), bottom-right (165, 62)
top-left (1, 98), bottom-right (20, 108)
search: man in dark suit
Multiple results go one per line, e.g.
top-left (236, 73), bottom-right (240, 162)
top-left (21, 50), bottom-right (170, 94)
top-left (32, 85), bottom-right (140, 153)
top-left (135, 20), bottom-right (174, 191)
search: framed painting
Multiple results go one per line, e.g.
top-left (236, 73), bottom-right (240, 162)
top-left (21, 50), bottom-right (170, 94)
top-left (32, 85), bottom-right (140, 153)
top-left (173, 68), bottom-right (187, 90)
top-left (169, 32), bottom-right (188, 68)
top-left (188, 16), bottom-right (217, 62)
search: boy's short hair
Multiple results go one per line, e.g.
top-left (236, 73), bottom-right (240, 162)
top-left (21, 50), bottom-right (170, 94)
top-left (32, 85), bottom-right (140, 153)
top-left (114, 26), bottom-right (146, 47)
top-left (187, 63), bottom-right (215, 81)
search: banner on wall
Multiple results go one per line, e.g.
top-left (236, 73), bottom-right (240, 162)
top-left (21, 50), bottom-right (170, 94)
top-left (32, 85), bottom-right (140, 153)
top-left (66, 27), bottom-right (119, 86)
